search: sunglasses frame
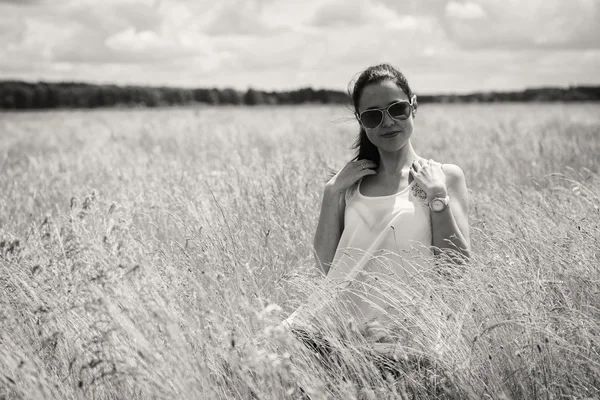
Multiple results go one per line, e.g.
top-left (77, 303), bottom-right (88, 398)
top-left (356, 97), bottom-right (416, 129)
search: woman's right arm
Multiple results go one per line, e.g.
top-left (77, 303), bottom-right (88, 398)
top-left (313, 159), bottom-right (378, 275)
top-left (313, 185), bottom-right (346, 275)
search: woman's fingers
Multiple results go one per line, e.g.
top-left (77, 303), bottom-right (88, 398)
top-left (330, 159), bottom-right (378, 193)
top-left (354, 160), bottom-right (376, 170)
top-left (361, 169), bottom-right (377, 177)
top-left (412, 158), bottom-right (439, 175)
top-left (356, 166), bottom-right (377, 179)
top-left (410, 161), bottom-right (420, 173)
top-left (353, 160), bottom-right (377, 178)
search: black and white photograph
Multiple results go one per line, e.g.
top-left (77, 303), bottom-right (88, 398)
top-left (1, 0), bottom-right (599, 399)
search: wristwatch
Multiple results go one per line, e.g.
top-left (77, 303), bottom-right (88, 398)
top-left (429, 195), bottom-right (450, 212)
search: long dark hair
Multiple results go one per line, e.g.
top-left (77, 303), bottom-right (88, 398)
top-left (348, 63), bottom-right (417, 167)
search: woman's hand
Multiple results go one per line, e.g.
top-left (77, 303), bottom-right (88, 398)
top-left (352, 320), bottom-right (399, 359)
top-left (360, 320), bottom-right (392, 343)
top-left (326, 159), bottom-right (377, 195)
top-left (409, 159), bottom-right (448, 200)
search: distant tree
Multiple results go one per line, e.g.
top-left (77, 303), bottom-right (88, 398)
top-left (219, 88), bottom-right (243, 105)
top-left (132, 88), bottom-right (142, 106)
top-left (182, 89), bottom-right (194, 104)
top-left (274, 91), bottom-right (291, 104)
top-left (45, 85), bottom-right (60, 108)
top-left (193, 88), bottom-right (208, 103)
top-left (193, 88), bottom-right (220, 104)
top-left (98, 86), bottom-right (118, 107)
top-left (243, 88), bottom-right (265, 105)
top-left (1, 84), bottom-right (16, 108)
top-left (207, 89), bottom-right (220, 105)
top-left (263, 92), bottom-right (278, 105)
top-left (134, 88), bottom-right (159, 107)
top-left (13, 85), bottom-right (34, 109)
top-left (290, 87), bottom-right (315, 104)
top-left (572, 86), bottom-right (600, 100)
top-left (57, 87), bottom-right (74, 108)
top-left (32, 83), bottom-right (49, 108)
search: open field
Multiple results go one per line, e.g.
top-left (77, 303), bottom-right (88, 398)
top-left (1, 103), bottom-right (599, 399)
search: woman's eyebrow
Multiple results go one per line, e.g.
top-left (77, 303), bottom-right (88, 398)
top-left (365, 99), bottom-right (404, 110)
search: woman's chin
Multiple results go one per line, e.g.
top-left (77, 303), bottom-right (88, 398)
top-left (376, 140), bottom-right (408, 153)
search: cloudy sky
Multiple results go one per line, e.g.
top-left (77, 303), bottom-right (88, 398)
top-left (1, 0), bottom-right (599, 94)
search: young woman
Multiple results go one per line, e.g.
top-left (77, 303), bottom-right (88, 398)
top-left (284, 63), bottom-right (470, 351)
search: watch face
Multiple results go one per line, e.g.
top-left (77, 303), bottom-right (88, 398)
top-left (431, 199), bottom-right (445, 212)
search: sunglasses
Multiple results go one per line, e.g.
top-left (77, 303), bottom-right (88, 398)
top-left (357, 99), bottom-right (414, 129)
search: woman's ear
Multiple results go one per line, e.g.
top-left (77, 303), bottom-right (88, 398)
top-left (411, 94), bottom-right (418, 118)
top-left (355, 112), bottom-right (364, 129)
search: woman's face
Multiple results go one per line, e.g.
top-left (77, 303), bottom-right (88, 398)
top-left (357, 80), bottom-right (415, 153)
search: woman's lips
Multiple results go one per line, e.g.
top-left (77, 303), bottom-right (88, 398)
top-left (381, 130), bottom-right (401, 138)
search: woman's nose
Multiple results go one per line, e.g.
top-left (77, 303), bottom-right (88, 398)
top-left (381, 110), bottom-right (395, 127)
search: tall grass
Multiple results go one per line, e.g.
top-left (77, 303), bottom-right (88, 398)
top-left (1, 103), bottom-right (599, 399)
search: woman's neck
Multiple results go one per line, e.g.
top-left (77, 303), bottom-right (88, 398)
top-left (377, 141), bottom-right (419, 176)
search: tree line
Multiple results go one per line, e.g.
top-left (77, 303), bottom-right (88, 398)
top-left (1, 80), bottom-right (599, 110)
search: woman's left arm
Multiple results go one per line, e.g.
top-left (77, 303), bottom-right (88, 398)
top-left (430, 163), bottom-right (470, 262)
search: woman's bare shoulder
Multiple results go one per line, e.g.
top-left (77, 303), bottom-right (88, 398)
top-left (441, 163), bottom-right (468, 210)
top-left (441, 163), bottom-right (466, 184)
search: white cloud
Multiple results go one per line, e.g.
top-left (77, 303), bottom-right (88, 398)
top-left (444, 0), bottom-right (600, 49)
top-left (0, 0), bottom-right (599, 92)
top-left (374, 0), bottom-right (449, 18)
top-left (0, 13), bottom-right (26, 47)
top-left (445, 1), bottom-right (486, 19)
top-left (203, 1), bottom-right (282, 36)
top-left (384, 16), bottom-right (420, 30)
top-left (309, 0), bottom-right (408, 28)
top-left (105, 28), bottom-right (196, 55)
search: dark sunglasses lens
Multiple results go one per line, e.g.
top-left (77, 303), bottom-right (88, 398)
top-left (360, 111), bottom-right (383, 128)
top-left (389, 102), bottom-right (411, 120)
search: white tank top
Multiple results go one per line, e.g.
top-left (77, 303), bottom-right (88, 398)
top-left (285, 179), bottom-right (434, 328)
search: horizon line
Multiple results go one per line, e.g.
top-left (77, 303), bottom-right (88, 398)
top-left (2, 78), bottom-right (599, 97)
